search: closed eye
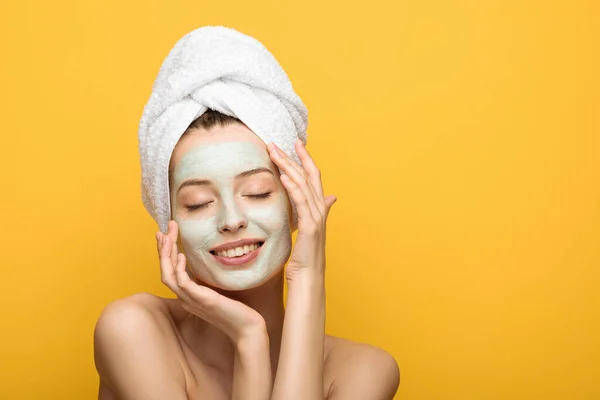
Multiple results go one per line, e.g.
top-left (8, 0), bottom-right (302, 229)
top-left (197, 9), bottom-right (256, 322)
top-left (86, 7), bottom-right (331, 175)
top-left (185, 193), bottom-right (271, 213)
top-left (186, 202), bottom-right (213, 212)
top-left (246, 192), bottom-right (272, 199)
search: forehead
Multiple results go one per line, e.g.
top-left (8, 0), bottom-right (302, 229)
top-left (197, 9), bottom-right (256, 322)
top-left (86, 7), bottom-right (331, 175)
top-left (170, 123), bottom-right (267, 166)
top-left (170, 125), bottom-right (273, 181)
top-left (176, 142), bottom-right (269, 174)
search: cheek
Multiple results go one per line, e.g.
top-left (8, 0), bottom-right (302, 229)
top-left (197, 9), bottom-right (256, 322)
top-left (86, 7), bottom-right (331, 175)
top-left (246, 195), bottom-right (290, 231)
top-left (177, 217), bottom-right (217, 250)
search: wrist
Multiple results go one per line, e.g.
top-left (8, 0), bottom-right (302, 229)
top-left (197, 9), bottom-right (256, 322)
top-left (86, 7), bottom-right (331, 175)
top-left (286, 265), bottom-right (325, 284)
top-left (235, 330), bottom-right (270, 363)
top-left (285, 274), bottom-right (326, 314)
top-left (286, 270), bottom-right (325, 292)
top-left (235, 321), bottom-right (269, 347)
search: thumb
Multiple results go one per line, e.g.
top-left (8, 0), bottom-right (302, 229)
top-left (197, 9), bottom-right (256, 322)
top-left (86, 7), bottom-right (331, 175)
top-left (324, 195), bottom-right (337, 216)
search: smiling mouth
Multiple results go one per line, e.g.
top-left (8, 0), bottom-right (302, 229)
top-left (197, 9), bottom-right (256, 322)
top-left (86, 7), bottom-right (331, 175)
top-left (209, 241), bottom-right (264, 258)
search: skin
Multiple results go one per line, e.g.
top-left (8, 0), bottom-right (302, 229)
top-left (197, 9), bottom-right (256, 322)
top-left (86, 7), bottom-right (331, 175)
top-left (93, 123), bottom-right (401, 399)
top-left (170, 140), bottom-right (292, 291)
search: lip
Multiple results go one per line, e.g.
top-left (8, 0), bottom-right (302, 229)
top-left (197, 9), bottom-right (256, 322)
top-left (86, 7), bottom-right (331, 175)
top-left (209, 238), bottom-right (264, 253)
top-left (210, 242), bottom-right (264, 267)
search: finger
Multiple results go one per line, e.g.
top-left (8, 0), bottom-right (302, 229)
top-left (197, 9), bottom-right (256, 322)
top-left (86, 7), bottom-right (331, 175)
top-left (294, 139), bottom-right (325, 200)
top-left (269, 144), bottom-right (323, 220)
top-left (173, 253), bottom-right (192, 298)
top-left (288, 141), bottom-right (325, 206)
top-left (174, 252), bottom-right (191, 287)
top-left (324, 195), bottom-right (337, 219)
top-left (168, 221), bottom-right (179, 267)
top-left (174, 255), bottom-right (218, 308)
top-left (156, 231), bottom-right (165, 256)
top-left (280, 174), bottom-right (319, 231)
top-left (271, 141), bottom-right (325, 211)
top-left (292, 140), bottom-right (328, 220)
top-left (267, 142), bottom-right (305, 176)
top-left (159, 235), bottom-right (181, 295)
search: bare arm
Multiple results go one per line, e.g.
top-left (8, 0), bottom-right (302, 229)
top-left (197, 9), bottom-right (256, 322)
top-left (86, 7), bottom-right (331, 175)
top-left (271, 275), bottom-right (400, 400)
top-left (266, 140), bottom-right (336, 400)
top-left (93, 299), bottom-right (188, 400)
top-left (232, 328), bottom-right (273, 400)
top-left (271, 274), bottom-right (326, 400)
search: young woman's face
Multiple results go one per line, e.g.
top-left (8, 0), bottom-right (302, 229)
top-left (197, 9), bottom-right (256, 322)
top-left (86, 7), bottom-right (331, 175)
top-left (169, 123), bottom-right (292, 290)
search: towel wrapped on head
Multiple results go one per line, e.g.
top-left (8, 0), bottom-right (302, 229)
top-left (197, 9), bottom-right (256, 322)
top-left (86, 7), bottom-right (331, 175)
top-left (138, 26), bottom-right (308, 234)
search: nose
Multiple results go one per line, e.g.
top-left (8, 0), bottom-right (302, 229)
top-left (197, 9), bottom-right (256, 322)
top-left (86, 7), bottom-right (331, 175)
top-left (217, 198), bottom-right (248, 233)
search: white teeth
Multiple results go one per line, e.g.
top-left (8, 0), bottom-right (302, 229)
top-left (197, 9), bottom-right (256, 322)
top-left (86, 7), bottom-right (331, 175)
top-left (215, 242), bottom-right (261, 258)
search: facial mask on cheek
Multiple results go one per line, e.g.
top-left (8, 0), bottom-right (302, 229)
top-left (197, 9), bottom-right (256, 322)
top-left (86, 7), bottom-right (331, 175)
top-left (177, 216), bottom-right (220, 285)
top-left (172, 141), bottom-right (293, 290)
top-left (177, 195), bottom-right (292, 290)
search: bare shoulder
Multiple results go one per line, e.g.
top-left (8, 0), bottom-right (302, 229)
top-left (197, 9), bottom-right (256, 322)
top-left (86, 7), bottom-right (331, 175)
top-left (94, 292), bottom-right (189, 400)
top-left (324, 335), bottom-right (400, 400)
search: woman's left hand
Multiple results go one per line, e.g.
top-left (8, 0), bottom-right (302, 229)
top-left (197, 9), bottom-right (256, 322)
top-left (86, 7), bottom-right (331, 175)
top-left (267, 139), bottom-right (337, 283)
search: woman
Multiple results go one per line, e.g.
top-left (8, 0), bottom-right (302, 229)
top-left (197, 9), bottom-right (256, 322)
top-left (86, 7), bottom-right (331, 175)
top-left (94, 27), bottom-right (399, 400)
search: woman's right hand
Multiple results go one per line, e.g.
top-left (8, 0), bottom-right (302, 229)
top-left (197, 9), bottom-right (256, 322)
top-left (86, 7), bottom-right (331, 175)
top-left (156, 220), bottom-right (267, 344)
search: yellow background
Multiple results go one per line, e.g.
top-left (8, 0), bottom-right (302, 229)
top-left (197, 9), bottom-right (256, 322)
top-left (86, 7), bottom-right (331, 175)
top-left (1, 0), bottom-right (598, 398)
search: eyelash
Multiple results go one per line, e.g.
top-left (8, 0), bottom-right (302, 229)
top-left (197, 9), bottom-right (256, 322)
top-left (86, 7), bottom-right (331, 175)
top-left (186, 193), bottom-right (272, 212)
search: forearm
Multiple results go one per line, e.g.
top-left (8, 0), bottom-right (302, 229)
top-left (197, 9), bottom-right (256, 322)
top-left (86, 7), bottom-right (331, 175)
top-left (272, 274), bottom-right (326, 400)
top-left (232, 328), bottom-right (272, 400)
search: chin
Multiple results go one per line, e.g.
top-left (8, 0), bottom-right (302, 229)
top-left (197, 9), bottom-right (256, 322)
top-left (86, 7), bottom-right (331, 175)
top-left (214, 267), bottom-right (283, 291)
top-left (189, 264), bottom-right (284, 292)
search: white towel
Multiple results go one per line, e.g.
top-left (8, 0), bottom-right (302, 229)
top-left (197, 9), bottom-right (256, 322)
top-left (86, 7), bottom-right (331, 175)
top-left (138, 26), bottom-right (308, 234)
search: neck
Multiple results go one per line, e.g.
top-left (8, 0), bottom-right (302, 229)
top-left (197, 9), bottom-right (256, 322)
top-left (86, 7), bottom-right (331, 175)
top-left (182, 270), bottom-right (285, 377)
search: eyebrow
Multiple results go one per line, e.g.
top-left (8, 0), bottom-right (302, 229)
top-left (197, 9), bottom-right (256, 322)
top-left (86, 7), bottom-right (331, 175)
top-left (176, 167), bottom-right (274, 194)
